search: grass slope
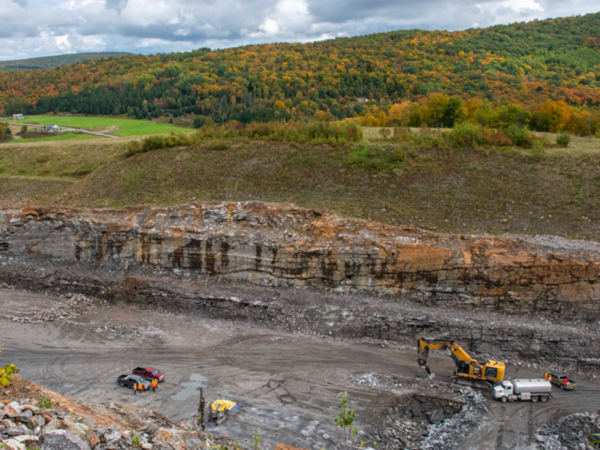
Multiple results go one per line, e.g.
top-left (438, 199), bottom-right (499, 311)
top-left (0, 134), bottom-right (599, 239)
top-left (0, 52), bottom-right (131, 71)
top-left (8, 116), bottom-right (191, 137)
top-left (16, 132), bottom-right (102, 143)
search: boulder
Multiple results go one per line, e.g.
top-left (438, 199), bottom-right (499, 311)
top-left (0, 409), bottom-right (5, 421)
top-left (40, 430), bottom-right (91, 450)
top-left (2, 439), bottom-right (26, 450)
top-left (145, 422), bottom-right (158, 435)
top-left (21, 405), bottom-right (40, 415)
top-left (3, 402), bottom-right (21, 418)
top-left (14, 435), bottom-right (39, 445)
top-left (186, 438), bottom-right (205, 449)
top-left (16, 409), bottom-right (32, 423)
top-left (5, 426), bottom-right (28, 436)
top-left (104, 429), bottom-right (121, 449)
top-left (43, 419), bottom-right (64, 433)
top-left (154, 428), bottom-right (197, 444)
top-left (63, 418), bottom-right (89, 439)
top-left (2, 419), bottom-right (15, 428)
top-left (142, 444), bottom-right (153, 450)
top-left (28, 415), bottom-right (45, 429)
top-left (87, 433), bottom-right (100, 449)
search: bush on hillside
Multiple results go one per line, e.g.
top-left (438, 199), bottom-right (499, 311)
top-left (481, 128), bottom-right (513, 146)
top-left (504, 124), bottom-right (532, 147)
top-left (448, 122), bottom-right (485, 147)
top-left (530, 140), bottom-right (546, 162)
top-left (557, 133), bottom-right (571, 147)
top-left (346, 144), bottom-right (405, 170)
top-left (0, 123), bottom-right (12, 142)
top-left (0, 347), bottom-right (19, 388)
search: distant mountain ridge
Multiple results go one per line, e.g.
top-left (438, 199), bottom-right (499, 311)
top-left (0, 52), bottom-right (132, 71)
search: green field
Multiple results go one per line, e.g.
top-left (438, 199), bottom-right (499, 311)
top-left (8, 116), bottom-right (192, 137)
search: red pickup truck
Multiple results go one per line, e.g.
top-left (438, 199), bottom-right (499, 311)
top-left (132, 367), bottom-right (165, 382)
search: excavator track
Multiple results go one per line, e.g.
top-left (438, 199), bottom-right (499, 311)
top-left (450, 376), bottom-right (493, 391)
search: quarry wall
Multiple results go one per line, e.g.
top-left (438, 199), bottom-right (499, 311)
top-left (0, 201), bottom-right (598, 320)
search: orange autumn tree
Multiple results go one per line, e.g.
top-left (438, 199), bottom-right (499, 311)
top-left (539, 101), bottom-right (572, 132)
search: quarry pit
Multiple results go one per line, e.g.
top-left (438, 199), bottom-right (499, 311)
top-left (1, 201), bottom-right (600, 449)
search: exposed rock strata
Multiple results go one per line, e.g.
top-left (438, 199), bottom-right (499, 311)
top-left (0, 202), bottom-right (599, 319)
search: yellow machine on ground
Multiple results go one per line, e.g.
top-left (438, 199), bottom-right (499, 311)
top-left (206, 399), bottom-right (243, 425)
top-left (417, 337), bottom-right (505, 390)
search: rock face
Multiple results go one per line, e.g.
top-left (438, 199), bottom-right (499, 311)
top-left (0, 202), bottom-right (599, 319)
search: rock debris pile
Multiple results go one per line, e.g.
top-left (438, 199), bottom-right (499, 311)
top-left (419, 391), bottom-right (487, 450)
top-left (350, 372), bottom-right (486, 450)
top-left (0, 376), bottom-right (236, 450)
top-left (535, 412), bottom-right (600, 450)
top-left (1, 291), bottom-right (97, 324)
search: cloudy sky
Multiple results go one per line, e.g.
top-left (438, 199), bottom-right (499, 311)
top-left (1, 0), bottom-right (599, 61)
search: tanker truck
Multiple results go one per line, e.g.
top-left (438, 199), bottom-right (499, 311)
top-left (493, 379), bottom-right (552, 403)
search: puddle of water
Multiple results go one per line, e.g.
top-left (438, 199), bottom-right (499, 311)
top-left (171, 373), bottom-right (207, 401)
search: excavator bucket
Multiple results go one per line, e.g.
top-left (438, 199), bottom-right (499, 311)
top-left (421, 366), bottom-right (435, 379)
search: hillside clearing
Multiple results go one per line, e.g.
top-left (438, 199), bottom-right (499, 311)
top-left (6, 115), bottom-right (192, 137)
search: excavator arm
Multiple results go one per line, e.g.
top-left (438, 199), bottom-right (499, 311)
top-left (417, 337), bottom-right (474, 379)
top-left (416, 337), bottom-right (505, 389)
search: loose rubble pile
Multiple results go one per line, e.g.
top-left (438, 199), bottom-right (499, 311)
top-left (0, 290), bottom-right (97, 324)
top-left (350, 372), bottom-right (490, 450)
top-left (419, 391), bottom-right (487, 450)
top-left (0, 376), bottom-right (236, 450)
top-left (535, 412), bottom-right (600, 450)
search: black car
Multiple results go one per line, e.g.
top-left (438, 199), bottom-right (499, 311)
top-left (117, 374), bottom-right (151, 390)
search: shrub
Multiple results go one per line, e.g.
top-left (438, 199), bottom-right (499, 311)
top-left (504, 124), bottom-right (532, 147)
top-left (556, 133), bottom-right (571, 147)
top-left (20, 125), bottom-right (28, 134)
top-left (346, 144), bottom-right (404, 170)
top-left (0, 167), bottom-right (4, 174)
top-left (530, 140), bottom-right (546, 162)
top-left (39, 395), bottom-right (53, 409)
top-left (0, 123), bottom-right (12, 142)
top-left (482, 129), bottom-right (513, 146)
top-left (0, 347), bottom-right (19, 388)
top-left (449, 122), bottom-right (484, 147)
top-left (125, 140), bottom-right (142, 157)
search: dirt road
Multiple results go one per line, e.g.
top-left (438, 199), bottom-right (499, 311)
top-left (1, 288), bottom-right (599, 449)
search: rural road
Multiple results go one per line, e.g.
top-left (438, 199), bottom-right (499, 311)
top-left (8, 122), bottom-right (120, 138)
top-left (1, 289), bottom-right (599, 449)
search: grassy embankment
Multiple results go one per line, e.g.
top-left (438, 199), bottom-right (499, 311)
top-left (0, 129), bottom-right (599, 240)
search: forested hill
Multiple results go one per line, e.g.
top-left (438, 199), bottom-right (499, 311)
top-left (1, 13), bottom-right (600, 124)
top-left (0, 52), bottom-right (131, 71)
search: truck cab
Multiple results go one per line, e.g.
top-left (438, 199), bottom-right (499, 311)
top-left (493, 381), bottom-right (516, 402)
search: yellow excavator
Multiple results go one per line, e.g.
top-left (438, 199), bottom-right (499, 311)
top-left (417, 337), bottom-right (505, 390)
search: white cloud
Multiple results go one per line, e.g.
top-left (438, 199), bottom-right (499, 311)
top-left (252, 18), bottom-right (281, 36)
top-left (0, 0), bottom-right (598, 60)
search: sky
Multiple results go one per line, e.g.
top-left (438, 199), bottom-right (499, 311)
top-left (1, 0), bottom-right (599, 61)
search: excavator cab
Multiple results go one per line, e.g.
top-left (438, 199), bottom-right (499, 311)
top-left (417, 337), bottom-right (505, 390)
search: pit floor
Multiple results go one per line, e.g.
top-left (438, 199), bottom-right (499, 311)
top-left (1, 289), bottom-right (599, 449)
